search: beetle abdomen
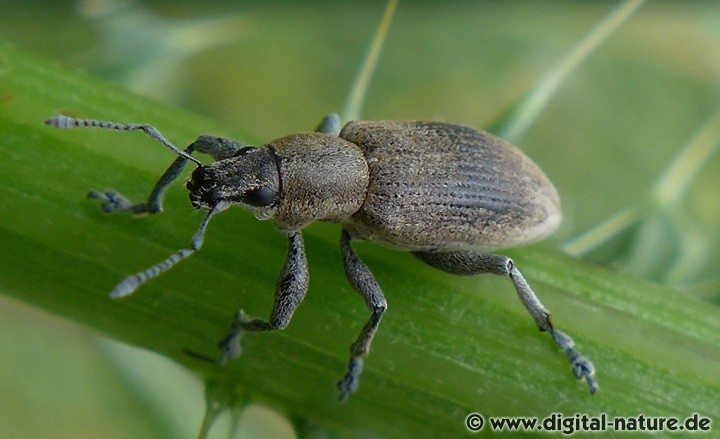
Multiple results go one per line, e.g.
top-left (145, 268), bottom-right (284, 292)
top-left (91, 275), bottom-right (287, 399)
top-left (340, 121), bottom-right (560, 251)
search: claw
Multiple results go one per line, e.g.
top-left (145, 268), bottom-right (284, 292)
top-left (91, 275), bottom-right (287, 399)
top-left (336, 358), bottom-right (363, 401)
top-left (217, 310), bottom-right (251, 365)
top-left (553, 330), bottom-right (598, 394)
top-left (88, 190), bottom-right (138, 214)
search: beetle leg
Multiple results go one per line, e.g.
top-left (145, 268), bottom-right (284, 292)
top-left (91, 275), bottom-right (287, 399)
top-left (89, 146), bottom-right (195, 215)
top-left (89, 135), bottom-right (245, 215)
top-left (218, 231), bottom-right (309, 364)
top-left (315, 113), bottom-right (342, 136)
top-left (190, 135), bottom-right (246, 161)
top-left (412, 250), bottom-right (598, 394)
top-left (337, 230), bottom-right (388, 401)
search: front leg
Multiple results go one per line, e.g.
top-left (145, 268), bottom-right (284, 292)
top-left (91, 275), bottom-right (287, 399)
top-left (218, 231), bottom-right (309, 363)
top-left (89, 147), bottom-right (196, 215)
top-left (337, 230), bottom-right (388, 401)
top-left (90, 135), bottom-right (245, 215)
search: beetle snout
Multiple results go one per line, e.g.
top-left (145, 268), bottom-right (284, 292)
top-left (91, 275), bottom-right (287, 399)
top-left (187, 166), bottom-right (217, 209)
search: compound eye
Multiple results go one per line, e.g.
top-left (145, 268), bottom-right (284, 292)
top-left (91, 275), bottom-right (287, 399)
top-left (242, 186), bottom-right (276, 207)
top-left (234, 146), bottom-right (255, 157)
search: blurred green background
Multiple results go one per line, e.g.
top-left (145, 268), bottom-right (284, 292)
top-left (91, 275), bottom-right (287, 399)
top-left (1, 0), bottom-right (720, 437)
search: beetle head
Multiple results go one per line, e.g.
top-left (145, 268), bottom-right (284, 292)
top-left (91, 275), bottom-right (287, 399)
top-left (187, 147), bottom-right (280, 218)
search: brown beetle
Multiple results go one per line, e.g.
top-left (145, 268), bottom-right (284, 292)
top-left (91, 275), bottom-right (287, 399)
top-left (45, 113), bottom-right (597, 400)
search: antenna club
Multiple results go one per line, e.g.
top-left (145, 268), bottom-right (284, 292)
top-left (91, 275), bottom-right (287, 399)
top-left (44, 115), bottom-right (127, 130)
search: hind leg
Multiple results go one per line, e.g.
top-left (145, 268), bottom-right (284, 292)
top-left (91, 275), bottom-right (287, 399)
top-left (412, 250), bottom-right (598, 394)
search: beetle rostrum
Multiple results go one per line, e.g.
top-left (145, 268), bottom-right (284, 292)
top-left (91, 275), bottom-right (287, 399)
top-left (44, 113), bottom-right (598, 400)
top-left (187, 148), bottom-right (280, 212)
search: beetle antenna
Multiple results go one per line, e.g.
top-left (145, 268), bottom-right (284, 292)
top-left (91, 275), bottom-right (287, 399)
top-left (110, 202), bottom-right (228, 299)
top-left (45, 115), bottom-right (202, 166)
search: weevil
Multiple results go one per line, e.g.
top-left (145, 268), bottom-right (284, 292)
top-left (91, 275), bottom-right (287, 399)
top-left (45, 113), bottom-right (598, 399)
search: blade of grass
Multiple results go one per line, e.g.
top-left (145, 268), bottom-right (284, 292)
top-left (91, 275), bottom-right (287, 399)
top-left (2, 39), bottom-right (720, 436)
top-left (563, 108), bottom-right (720, 261)
top-left (491, 0), bottom-right (646, 141)
top-left (653, 108), bottom-right (720, 208)
top-left (340, 0), bottom-right (398, 122)
top-left (561, 207), bottom-right (641, 257)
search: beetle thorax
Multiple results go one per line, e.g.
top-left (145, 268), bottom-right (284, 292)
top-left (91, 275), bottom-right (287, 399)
top-left (267, 133), bottom-right (369, 231)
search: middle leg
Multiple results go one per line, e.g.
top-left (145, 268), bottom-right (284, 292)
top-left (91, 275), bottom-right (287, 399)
top-left (218, 231), bottom-right (309, 364)
top-left (315, 113), bottom-right (341, 136)
top-left (337, 230), bottom-right (388, 401)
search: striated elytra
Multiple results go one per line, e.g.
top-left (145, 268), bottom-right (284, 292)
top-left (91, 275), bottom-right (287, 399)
top-left (45, 113), bottom-right (597, 400)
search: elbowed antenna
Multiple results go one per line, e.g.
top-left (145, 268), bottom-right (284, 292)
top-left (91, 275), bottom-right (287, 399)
top-left (110, 202), bottom-right (229, 299)
top-left (45, 115), bottom-right (202, 166)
